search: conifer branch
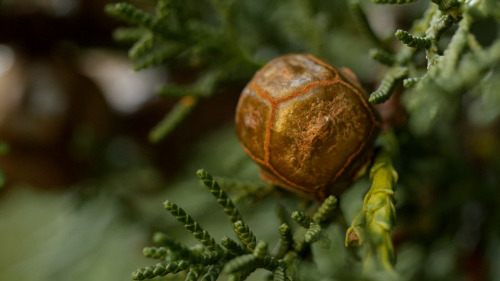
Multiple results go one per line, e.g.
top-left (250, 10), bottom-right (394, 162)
top-left (163, 200), bottom-right (221, 252)
top-left (254, 241), bottom-right (281, 271)
top-left (224, 241), bottom-right (280, 274)
top-left (273, 266), bottom-right (287, 281)
top-left (396, 29), bottom-right (432, 49)
top-left (403, 77), bottom-right (421, 88)
top-left (304, 223), bottom-right (322, 244)
top-left (112, 27), bottom-right (147, 42)
top-left (129, 33), bottom-right (155, 59)
top-left (133, 43), bottom-right (182, 71)
top-left (369, 66), bottom-right (408, 104)
top-left (132, 260), bottom-right (190, 280)
top-left (213, 177), bottom-right (274, 203)
top-left (312, 195), bottom-right (338, 224)
top-left (221, 236), bottom-right (246, 257)
top-left (152, 232), bottom-right (192, 258)
top-left (426, 14), bottom-right (455, 40)
top-left (195, 251), bottom-right (221, 266)
top-left (155, 0), bottom-right (170, 20)
top-left (105, 3), bottom-right (155, 29)
top-left (276, 223), bottom-right (293, 259)
top-left (291, 211), bottom-right (313, 229)
top-left (149, 96), bottom-right (198, 143)
top-left (369, 48), bottom-right (396, 66)
top-left (346, 132), bottom-right (399, 274)
top-left (431, 0), bottom-right (460, 11)
top-left (196, 169), bottom-right (243, 224)
top-left (253, 241), bottom-right (268, 260)
top-left (185, 266), bottom-right (202, 281)
top-left (404, 10), bottom-right (500, 134)
top-left (201, 262), bottom-right (223, 281)
top-left (105, 3), bottom-right (177, 38)
top-left (224, 254), bottom-right (258, 274)
top-left (143, 247), bottom-right (168, 260)
top-left (157, 69), bottom-right (222, 99)
top-left (228, 269), bottom-right (254, 281)
top-left (234, 220), bottom-right (257, 252)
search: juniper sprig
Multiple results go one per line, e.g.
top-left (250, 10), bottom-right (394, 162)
top-left (368, 66), bottom-right (408, 104)
top-left (163, 200), bottom-right (221, 253)
top-left (196, 169), bottom-right (243, 224)
top-left (233, 220), bottom-right (257, 253)
top-left (346, 132), bottom-right (399, 275)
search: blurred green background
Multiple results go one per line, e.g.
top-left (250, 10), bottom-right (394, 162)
top-left (0, 0), bottom-right (500, 280)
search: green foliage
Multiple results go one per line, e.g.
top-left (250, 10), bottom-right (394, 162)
top-left (149, 96), bottom-right (198, 143)
top-left (395, 30), bottom-right (431, 49)
top-left (369, 48), bottom-right (396, 66)
top-left (311, 195), bottom-right (338, 224)
top-left (364, 0), bottom-right (500, 135)
top-left (346, 132), bottom-right (399, 276)
top-left (105, 0), bottom-right (500, 280)
top-left (131, 170), bottom-right (361, 280)
top-left (431, 0), bottom-right (460, 11)
top-left (163, 200), bottom-right (221, 252)
top-left (369, 66), bottom-right (409, 103)
top-left (234, 220), bottom-right (257, 253)
top-left (106, 0), bottom-right (372, 142)
top-left (291, 211), bottom-right (313, 229)
top-left (105, 0), bottom-right (264, 142)
top-left (197, 169), bottom-right (243, 224)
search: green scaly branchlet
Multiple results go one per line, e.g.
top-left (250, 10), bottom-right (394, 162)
top-left (163, 200), bottom-right (221, 253)
top-left (312, 195), bottom-right (338, 224)
top-left (106, 0), bottom-right (261, 142)
top-left (132, 260), bottom-right (189, 280)
top-left (273, 266), bottom-right (287, 281)
top-left (221, 236), bottom-right (246, 257)
top-left (201, 262), bottom-right (224, 281)
top-left (149, 96), bottom-right (198, 143)
top-left (291, 211), bottom-right (313, 229)
top-left (369, 48), bottom-right (396, 66)
top-left (431, 0), bottom-right (460, 11)
top-left (234, 220), bottom-right (257, 253)
top-left (395, 30), bottom-right (432, 49)
top-left (304, 223), bottom-right (321, 243)
top-left (196, 169), bottom-right (243, 224)
top-left (366, 0), bottom-right (499, 136)
top-left (213, 176), bottom-right (274, 203)
top-left (152, 232), bottom-right (191, 259)
top-left (142, 247), bottom-right (168, 260)
top-left (130, 169), bottom-right (353, 280)
top-left (368, 66), bottom-right (408, 104)
top-left (276, 223), bottom-right (293, 258)
top-left (185, 266), bottom-right (202, 281)
top-left (346, 132), bottom-right (399, 276)
top-left (224, 241), bottom-right (281, 274)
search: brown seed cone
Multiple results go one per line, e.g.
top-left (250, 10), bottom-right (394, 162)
top-left (235, 54), bottom-right (381, 200)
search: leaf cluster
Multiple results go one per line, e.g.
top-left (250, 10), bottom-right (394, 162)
top-left (132, 169), bottom-right (341, 281)
top-left (105, 0), bottom-right (262, 142)
top-left (358, 0), bottom-right (500, 135)
top-left (105, 0), bottom-right (500, 280)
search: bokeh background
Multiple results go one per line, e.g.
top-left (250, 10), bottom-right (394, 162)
top-left (1, 1), bottom-right (500, 280)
